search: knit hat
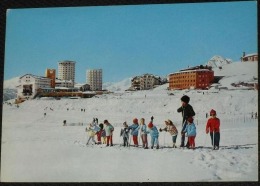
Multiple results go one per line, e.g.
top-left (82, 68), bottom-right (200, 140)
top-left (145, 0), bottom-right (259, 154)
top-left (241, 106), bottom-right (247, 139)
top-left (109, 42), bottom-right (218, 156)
top-left (133, 118), bottom-right (138, 124)
top-left (187, 117), bottom-right (194, 123)
top-left (148, 122), bottom-right (153, 128)
top-left (181, 95), bottom-right (190, 104)
top-left (210, 109), bottom-right (216, 116)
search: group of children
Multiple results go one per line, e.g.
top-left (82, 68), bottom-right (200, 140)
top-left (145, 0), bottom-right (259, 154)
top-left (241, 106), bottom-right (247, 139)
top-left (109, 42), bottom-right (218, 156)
top-left (85, 95), bottom-right (221, 150)
top-left (86, 118), bottom-right (114, 147)
top-left (123, 117), bottom-right (160, 149)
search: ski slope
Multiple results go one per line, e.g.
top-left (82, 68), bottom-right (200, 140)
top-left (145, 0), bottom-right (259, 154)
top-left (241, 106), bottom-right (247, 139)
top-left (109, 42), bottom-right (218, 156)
top-left (1, 86), bottom-right (258, 182)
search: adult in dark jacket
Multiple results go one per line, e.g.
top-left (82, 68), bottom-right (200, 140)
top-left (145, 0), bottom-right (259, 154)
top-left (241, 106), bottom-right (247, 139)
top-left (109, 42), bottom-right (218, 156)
top-left (177, 95), bottom-right (195, 147)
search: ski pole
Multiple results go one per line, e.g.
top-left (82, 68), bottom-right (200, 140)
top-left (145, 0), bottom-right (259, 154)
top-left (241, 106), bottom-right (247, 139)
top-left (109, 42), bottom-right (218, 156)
top-left (163, 130), bottom-right (166, 147)
top-left (212, 131), bottom-right (215, 149)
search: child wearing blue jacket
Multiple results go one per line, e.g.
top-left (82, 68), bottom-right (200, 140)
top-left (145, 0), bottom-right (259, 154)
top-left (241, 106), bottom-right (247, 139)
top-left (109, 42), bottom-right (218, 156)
top-left (128, 118), bottom-right (139, 147)
top-left (147, 121), bottom-right (159, 149)
top-left (182, 117), bottom-right (196, 149)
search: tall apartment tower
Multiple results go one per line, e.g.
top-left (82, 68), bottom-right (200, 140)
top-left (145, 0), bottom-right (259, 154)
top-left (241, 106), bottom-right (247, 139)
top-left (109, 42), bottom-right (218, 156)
top-left (87, 69), bottom-right (102, 91)
top-left (58, 60), bottom-right (76, 85)
top-left (45, 69), bottom-right (56, 88)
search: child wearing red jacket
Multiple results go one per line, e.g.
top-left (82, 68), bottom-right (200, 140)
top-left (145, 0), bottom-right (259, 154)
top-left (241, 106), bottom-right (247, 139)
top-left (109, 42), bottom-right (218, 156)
top-left (206, 109), bottom-right (220, 150)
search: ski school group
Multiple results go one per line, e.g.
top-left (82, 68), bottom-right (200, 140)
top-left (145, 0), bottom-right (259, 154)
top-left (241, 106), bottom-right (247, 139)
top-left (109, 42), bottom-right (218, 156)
top-left (85, 95), bottom-right (221, 150)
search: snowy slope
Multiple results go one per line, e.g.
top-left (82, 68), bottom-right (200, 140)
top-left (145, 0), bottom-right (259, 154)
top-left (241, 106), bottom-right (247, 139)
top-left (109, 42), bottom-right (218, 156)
top-left (212, 61), bottom-right (258, 89)
top-left (1, 82), bottom-right (258, 182)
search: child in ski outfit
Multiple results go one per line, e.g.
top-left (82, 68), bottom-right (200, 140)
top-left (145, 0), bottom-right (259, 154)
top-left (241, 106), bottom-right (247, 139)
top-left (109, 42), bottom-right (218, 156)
top-left (147, 122), bottom-right (159, 149)
top-left (160, 119), bottom-right (178, 148)
top-left (182, 117), bottom-right (196, 149)
top-left (99, 123), bottom-right (106, 144)
top-left (120, 122), bottom-right (130, 147)
top-left (140, 118), bottom-right (149, 149)
top-left (86, 124), bottom-right (97, 145)
top-left (96, 123), bottom-right (104, 145)
top-left (206, 109), bottom-right (220, 150)
top-left (128, 118), bottom-right (140, 147)
top-left (104, 120), bottom-right (114, 146)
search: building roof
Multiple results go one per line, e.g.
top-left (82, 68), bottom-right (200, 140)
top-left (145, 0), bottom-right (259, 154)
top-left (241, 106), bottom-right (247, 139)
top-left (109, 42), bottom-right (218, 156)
top-left (20, 74), bottom-right (51, 80)
top-left (168, 69), bottom-right (213, 76)
top-left (243, 53), bottom-right (258, 58)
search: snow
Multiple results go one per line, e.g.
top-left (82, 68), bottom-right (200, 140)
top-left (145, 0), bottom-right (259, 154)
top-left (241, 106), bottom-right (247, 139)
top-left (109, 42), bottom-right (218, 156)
top-left (1, 85), bottom-right (258, 182)
top-left (205, 55), bottom-right (232, 68)
top-left (103, 77), bottom-right (132, 92)
top-left (1, 59), bottom-right (258, 182)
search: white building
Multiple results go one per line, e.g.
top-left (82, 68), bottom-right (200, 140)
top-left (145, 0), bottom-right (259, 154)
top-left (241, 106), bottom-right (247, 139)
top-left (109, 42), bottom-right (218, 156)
top-left (58, 61), bottom-right (76, 86)
top-left (17, 74), bottom-right (51, 100)
top-left (55, 79), bottom-right (74, 88)
top-left (130, 74), bottom-right (162, 90)
top-left (87, 69), bottom-right (102, 91)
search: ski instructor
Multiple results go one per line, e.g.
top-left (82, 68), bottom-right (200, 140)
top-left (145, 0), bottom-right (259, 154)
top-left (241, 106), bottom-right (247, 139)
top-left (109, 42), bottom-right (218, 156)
top-left (177, 95), bottom-right (195, 148)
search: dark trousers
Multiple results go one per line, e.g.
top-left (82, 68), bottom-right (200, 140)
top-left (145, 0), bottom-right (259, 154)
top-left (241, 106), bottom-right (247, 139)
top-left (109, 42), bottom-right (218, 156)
top-left (123, 137), bottom-right (129, 147)
top-left (210, 132), bottom-right (220, 147)
top-left (181, 123), bottom-right (189, 147)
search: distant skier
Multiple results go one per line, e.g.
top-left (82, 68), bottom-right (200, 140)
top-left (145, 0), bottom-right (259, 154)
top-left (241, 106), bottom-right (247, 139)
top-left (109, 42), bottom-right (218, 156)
top-left (255, 112), bottom-right (258, 119)
top-left (147, 121), bottom-right (159, 149)
top-left (206, 109), bottom-right (220, 150)
top-left (177, 95), bottom-right (195, 148)
top-left (104, 120), bottom-right (114, 146)
top-left (128, 118), bottom-right (140, 147)
top-left (182, 117), bottom-right (196, 150)
top-left (120, 122), bottom-right (130, 147)
top-left (160, 119), bottom-right (178, 148)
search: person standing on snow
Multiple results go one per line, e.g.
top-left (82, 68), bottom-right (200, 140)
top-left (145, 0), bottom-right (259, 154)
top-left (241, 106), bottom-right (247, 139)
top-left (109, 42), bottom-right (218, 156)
top-left (182, 117), bottom-right (196, 150)
top-left (159, 119), bottom-right (178, 148)
top-left (206, 109), bottom-right (220, 150)
top-left (177, 95), bottom-right (195, 148)
top-left (140, 118), bottom-right (149, 149)
top-left (86, 124), bottom-right (97, 145)
top-left (147, 121), bottom-right (160, 149)
top-left (128, 118), bottom-right (140, 147)
top-left (104, 120), bottom-right (114, 146)
top-left (120, 122), bottom-right (130, 147)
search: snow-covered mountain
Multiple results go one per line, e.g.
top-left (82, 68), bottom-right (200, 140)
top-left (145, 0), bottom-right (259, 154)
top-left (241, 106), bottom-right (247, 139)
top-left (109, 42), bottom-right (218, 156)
top-left (103, 77), bottom-right (132, 92)
top-left (3, 76), bottom-right (19, 101)
top-left (206, 55), bottom-right (232, 68)
top-left (3, 76), bottom-right (20, 89)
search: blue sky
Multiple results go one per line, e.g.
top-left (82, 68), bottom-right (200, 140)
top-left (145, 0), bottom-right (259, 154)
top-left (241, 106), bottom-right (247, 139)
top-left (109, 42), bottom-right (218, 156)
top-left (4, 1), bottom-right (257, 83)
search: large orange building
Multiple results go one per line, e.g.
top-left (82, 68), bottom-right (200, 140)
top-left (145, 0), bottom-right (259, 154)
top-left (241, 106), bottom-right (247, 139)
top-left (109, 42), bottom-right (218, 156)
top-left (169, 66), bottom-right (214, 90)
top-left (45, 69), bottom-right (56, 88)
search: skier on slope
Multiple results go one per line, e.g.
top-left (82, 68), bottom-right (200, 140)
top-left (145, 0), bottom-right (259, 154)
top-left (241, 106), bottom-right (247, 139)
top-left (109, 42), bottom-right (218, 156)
top-left (182, 117), bottom-right (196, 150)
top-left (177, 95), bottom-right (195, 148)
top-left (159, 119), bottom-right (178, 148)
top-left (104, 120), bottom-right (114, 147)
top-left (128, 118), bottom-right (140, 147)
top-left (139, 118), bottom-right (149, 149)
top-left (120, 122), bottom-right (130, 147)
top-left (206, 109), bottom-right (220, 150)
top-left (86, 123), bottom-right (97, 145)
top-left (147, 120), bottom-right (160, 149)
